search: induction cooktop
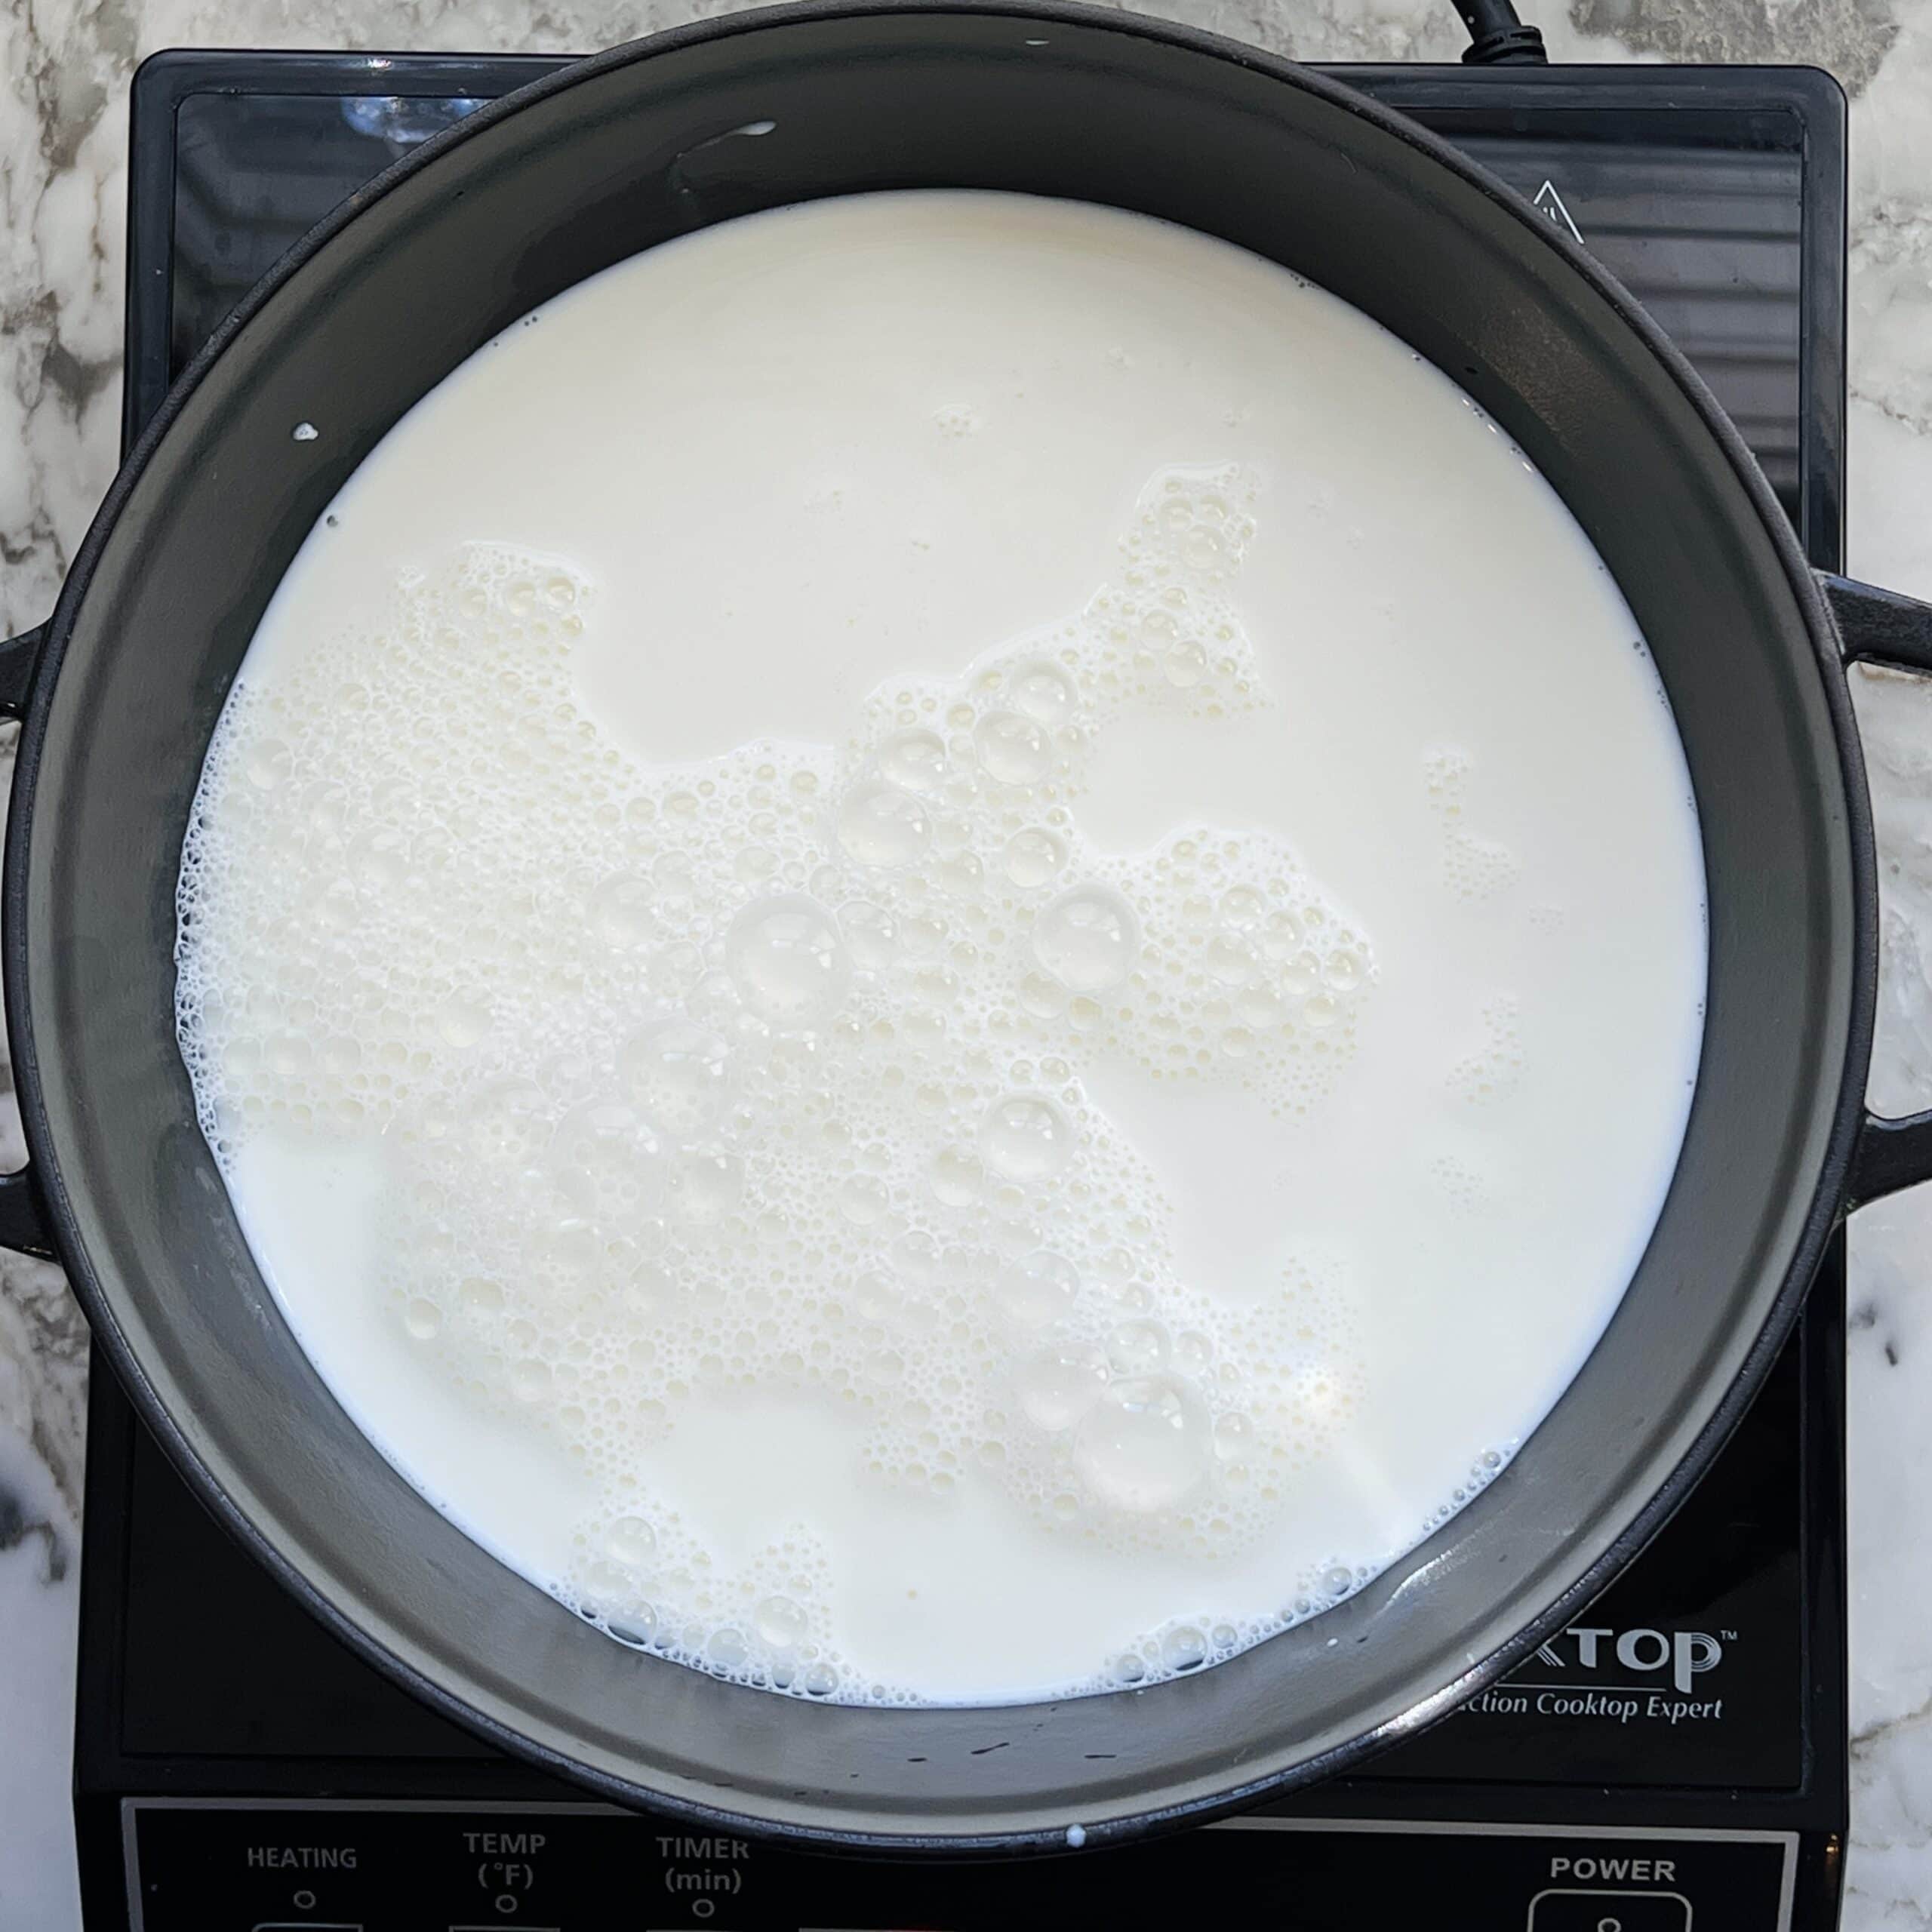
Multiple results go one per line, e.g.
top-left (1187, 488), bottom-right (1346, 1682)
top-left (76, 49), bottom-right (1850, 1932)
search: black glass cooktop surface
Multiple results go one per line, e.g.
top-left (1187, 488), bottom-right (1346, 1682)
top-left (79, 50), bottom-right (1849, 1932)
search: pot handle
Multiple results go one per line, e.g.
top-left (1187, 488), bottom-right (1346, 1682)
top-left (0, 622), bottom-right (56, 1259)
top-left (0, 621), bottom-right (45, 713)
top-left (1821, 572), bottom-right (1932, 1208)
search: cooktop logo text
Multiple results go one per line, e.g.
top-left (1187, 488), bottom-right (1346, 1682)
top-left (1534, 1624), bottom-right (1726, 1694)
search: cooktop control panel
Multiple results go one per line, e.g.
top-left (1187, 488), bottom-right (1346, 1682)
top-left (126, 1803), bottom-right (1795, 1930)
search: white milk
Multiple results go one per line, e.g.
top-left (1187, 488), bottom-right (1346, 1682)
top-left (175, 192), bottom-right (1706, 1706)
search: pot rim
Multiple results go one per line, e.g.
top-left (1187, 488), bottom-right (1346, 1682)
top-left (2, 0), bottom-right (1875, 1851)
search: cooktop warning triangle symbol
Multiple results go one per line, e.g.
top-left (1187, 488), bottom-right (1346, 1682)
top-left (1533, 179), bottom-right (1584, 244)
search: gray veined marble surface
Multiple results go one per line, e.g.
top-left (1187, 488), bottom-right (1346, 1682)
top-left (4, 0), bottom-right (1932, 1922)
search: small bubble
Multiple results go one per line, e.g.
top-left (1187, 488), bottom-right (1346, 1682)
top-left (1003, 827), bottom-right (1068, 890)
top-left (929, 1146), bottom-right (984, 1208)
top-left (1019, 972), bottom-right (1066, 1018)
top-left (891, 1230), bottom-right (940, 1282)
top-left (590, 875), bottom-right (656, 949)
top-left (974, 709), bottom-right (1054, 785)
top-left (755, 1594), bottom-right (810, 1649)
top-left (1011, 661), bottom-right (1077, 728)
top-left (1173, 1331), bottom-right (1212, 1374)
top-left (993, 1250), bottom-right (1080, 1331)
top-left (1163, 638), bottom-right (1209, 688)
top-left (1160, 1625), bottom-right (1208, 1670)
top-left (1220, 886), bottom-right (1265, 929)
top-left (839, 1174), bottom-right (891, 1224)
top-left (669, 1146), bottom-right (744, 1223)
top-left (933, 850), bottom-right (984, 895)
top-left (605, 1516), bottom-right (657, 1568)
top-left (1261, 911), bottom-right (1303, 961)
top-left (435, 995), bottom-right (491, 1048)
top-left (910, 964), bottom-right (960, 1006)
top-left (1237, 986), bottom-right (1284, 1028)
top-left (606, 1607), bottom-right (659, 1649)
top-left (459, 1277), bottom-right (504, 1316)
top-left (465, 1079), bottom-right (546, 1165)
top-left (1281, 949), bottom-right (1322, 998)
top-left (1180, 527), bottom-right (1223, 571)
top-left (979, 1092), bottom-right (1073, 1181)
top-left (1017, 1340), bottom-right (1109, 1428)
top-left (929, 814), bottom-right (973, 857)
top-left (840, 900), bottom-right (900, 970)
top-left (244, 740), bottom-right (293, 790)
top-left (838, 779), bottom-right (932, 868)
top-left (1203, 934), bottom-right (1260, 987)
top-left (854, 1272), bottom-right (899, 1322)
top-left (878, 728), bottom-right (949, 795)
top-left (1107, 1320), bottom-right (1170, 1376)
top-left (509, 1358), bottom-right (552, 1402)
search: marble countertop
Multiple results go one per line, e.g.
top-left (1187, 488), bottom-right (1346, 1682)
top-left (5, 0), bottom-right (1932, 1923)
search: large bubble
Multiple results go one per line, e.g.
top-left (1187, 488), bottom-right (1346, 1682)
top-left (726, 895), bottom-right (851, 1028)
top-left (1032, 885), bottom-right (1140, 994)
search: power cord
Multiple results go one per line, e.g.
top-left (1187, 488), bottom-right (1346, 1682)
top-left (1451, 0), bottom-right (1549, 65)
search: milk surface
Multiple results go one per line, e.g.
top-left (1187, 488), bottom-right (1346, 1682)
top-left (175, 192), bottom-right (1706, 1705)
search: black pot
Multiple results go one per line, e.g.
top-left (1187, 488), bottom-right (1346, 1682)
top-left (5, 0), bottom-right (1930, 1854)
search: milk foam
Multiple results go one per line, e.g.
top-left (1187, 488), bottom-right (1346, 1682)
top-left (180, 465), bottom-right (1378, 1694)
top-left (175, 190), bottom-right (1706, 1706)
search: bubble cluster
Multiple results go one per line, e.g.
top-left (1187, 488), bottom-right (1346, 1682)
top-left (1447, 994), bottom-right (1524, 1104)
top-left (1415, 1442), bottom-right (1515, 1535)
top-left (177, 464), bottom-right (1383, 1703)
top-left (1425, 747), bottom-right (1521, 901)
top-left (1429, 1149), bottom-right (1499, 1217)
